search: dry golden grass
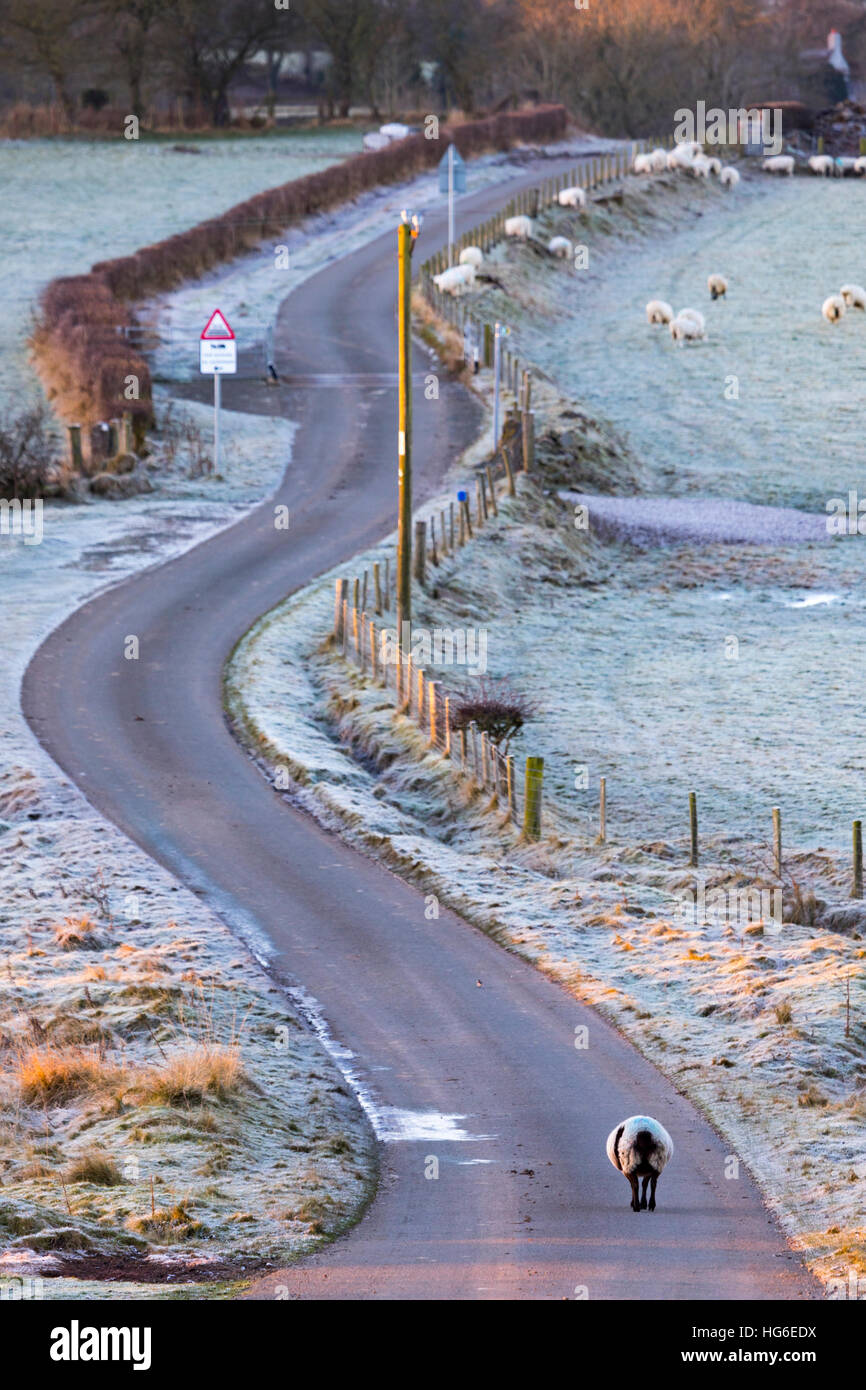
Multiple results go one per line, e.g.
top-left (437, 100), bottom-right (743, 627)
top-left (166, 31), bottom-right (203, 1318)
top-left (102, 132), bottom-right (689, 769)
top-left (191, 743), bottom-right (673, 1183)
top-left (16, 1046), bottom-right (127, 1104)
top-left (144, 1046), bottom-right (244, 1106)
top-left (66, 1151), bottom-right (124, 1186)
top-left (54, 915), bottom-right (104, 950)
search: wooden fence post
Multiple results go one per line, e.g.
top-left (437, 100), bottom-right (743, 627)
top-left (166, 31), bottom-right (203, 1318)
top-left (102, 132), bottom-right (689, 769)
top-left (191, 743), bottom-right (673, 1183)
top-left (479, 732), bottom-right (488, 789)
top-left (373, 561), bottom-right (383, 615)
top-left (501, 443), bottom-right (515, 498)
top-left (449, 500), bottom-right (456, 550)
top-left (341, 599), bottom-right (349, 655)
top-left (67, 424), bottom-right (83, 473)
top-left (507, 756), bottom-right (516, 820)
top-left (413, 519), bottom-right (426, 585)
top-left (429, 681), bottom-right (440, 746)
top-left (772, 807), bottom-right (782, 879)
top-left (689, 791), bottom-right (698, 867)
top-left (521, 409), bottom-right (535, 473)
top-left (370, 619), bottom-right (378, 681)
top-left (121, 411), bottom-right (135, 454)
top-left (334, 577), bottom-right (349, 640)
top-left (444, 696), bottom-right (452, 756)
top-left (854, 820), bottom-right (863, 899)
top-left (485, 464), bottom-right (498, 515)
top-left (475, 476), bottom-right (485, 526)
top-left (524, 757), bottom-right (544, 840)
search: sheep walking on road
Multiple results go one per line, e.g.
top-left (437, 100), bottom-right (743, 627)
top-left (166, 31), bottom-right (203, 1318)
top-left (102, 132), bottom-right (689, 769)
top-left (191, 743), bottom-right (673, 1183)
top-left (607, 1115), bottom-right (673, 1212)
top-left (822, 294), bottom-right (847, 323)
top-left (558, 186), bottom-right (587, 210)
top-left (646, 299), bottom-right (673, 325)
top-left (504, 214), bottom-right (533, 240)
top-left (763, 154), bottom-right (795, 175)
top-left (840, 283), bottom-right (866, 310)
top-left (708, 273), bottom-right (728, 301)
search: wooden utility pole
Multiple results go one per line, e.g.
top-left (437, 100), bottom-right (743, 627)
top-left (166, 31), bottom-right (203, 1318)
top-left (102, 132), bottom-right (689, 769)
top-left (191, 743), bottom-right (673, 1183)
top-left (397, 217), bottom-right (417, 660)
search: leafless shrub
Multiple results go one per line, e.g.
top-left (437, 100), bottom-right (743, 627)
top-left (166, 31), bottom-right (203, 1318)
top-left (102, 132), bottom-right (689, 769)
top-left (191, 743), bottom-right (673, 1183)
top-left (449, 677), bottom-right (538, 750)
top-left (0, 405), bottom-right (62, 499)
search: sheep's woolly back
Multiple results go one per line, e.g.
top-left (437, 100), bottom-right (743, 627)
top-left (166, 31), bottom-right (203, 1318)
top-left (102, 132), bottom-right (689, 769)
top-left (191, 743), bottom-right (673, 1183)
top-left (633, 153), bottom-right (653, 175)
top-left (677, 307), bottom-right (706, 330)
top-left (720, 166), bottom-right (741, 188)
top-left (808, 155), bottom-right (835, 176)
top-left (548, 236), bottom-right (573, 258)
top-left (459, 246), bottom-right (484, 269)
top-left (840, 283), bottom-right (866, 310)
top-left (763, 155), bottom-right (794, 174)
top-left (504, 214), bottom-right (532, 239)
top-left (650, 148), bottom-right (668, 172)
top-left (433, 264), bottom-right (475, 296)
top-left (558, 186), bottom-right (586, 209)
top-left (646, 299), bottom-right (673, 325)
top-left (823, 294), bottom-right (847, 322)
top-left (606, 1115), bottom-right (674, 1176)
top-left (708, 273), bottom-right (728, 299)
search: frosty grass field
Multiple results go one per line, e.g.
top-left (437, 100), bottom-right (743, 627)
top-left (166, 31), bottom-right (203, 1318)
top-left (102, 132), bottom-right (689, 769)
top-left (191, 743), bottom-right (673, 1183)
top-left (0, 130), bottom-right (361, 409)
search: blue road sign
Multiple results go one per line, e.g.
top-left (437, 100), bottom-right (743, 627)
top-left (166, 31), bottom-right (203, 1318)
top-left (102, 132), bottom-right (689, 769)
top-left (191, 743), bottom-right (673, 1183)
top-left (438, 145), bottom-right (467, 195)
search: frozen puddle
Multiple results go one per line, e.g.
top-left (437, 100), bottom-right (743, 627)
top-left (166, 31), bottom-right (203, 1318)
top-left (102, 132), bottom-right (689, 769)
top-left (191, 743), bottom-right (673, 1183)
top-left (286, 986), bottom-right (495, 1144)
top-left (559, 492), bottom-right (830, 546)
top-left (786, 592), bottom-right (840, 608)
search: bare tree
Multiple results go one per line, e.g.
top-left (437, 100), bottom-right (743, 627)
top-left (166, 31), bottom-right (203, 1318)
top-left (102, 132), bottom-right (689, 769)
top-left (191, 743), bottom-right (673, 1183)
top-left (1, 0), bottom-right (90, 119)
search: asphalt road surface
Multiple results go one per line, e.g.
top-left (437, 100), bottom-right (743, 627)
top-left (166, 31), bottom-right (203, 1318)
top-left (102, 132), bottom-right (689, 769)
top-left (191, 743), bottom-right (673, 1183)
top-left (23, 151), bottom-right (818, 1300)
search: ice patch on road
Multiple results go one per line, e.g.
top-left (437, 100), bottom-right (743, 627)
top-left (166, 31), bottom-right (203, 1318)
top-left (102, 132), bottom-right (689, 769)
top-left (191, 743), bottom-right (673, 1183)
top-left (287, 985), bottom-right (494, 1144)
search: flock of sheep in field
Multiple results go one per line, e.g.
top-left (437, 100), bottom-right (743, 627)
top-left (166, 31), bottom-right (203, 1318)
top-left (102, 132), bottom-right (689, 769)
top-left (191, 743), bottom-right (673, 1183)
top-left (431, 139), bottom-right (865, 336)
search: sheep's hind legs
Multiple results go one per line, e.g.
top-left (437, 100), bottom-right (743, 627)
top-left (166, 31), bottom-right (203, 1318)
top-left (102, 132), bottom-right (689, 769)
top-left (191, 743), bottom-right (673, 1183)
top-left (629, 1174), bottom-right (640, 1212)
top-left (648, 1174), bottom-right (658, 1212)
top-left (640, 1175), bottom-right (650, 1210)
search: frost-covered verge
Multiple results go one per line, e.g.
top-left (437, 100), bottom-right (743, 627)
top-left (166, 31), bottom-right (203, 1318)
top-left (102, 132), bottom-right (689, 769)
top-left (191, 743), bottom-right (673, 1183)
top-left (0, 410), bottom-right (374, 1301)
top-left (225, 167), bottom-right (866, 1294)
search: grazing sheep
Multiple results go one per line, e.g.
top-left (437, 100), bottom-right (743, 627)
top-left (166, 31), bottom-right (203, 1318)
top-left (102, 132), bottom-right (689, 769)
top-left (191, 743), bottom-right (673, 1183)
top-left (558, 186), bottom-right (587, 210)
top-left (379, 122), bottom-right (411, 140)
top-left (548, 236), bottom-right (573, 258)
top-left (646, 299), bottom-right (674, 325)
top-left (691, 155), bottom-right (712, 178)
top-left (504, 214), bottom-right (533, 240)
top-left (667, 145), bottom-right (695, 171)
top-left (433, 264), bottom-right (475, 296)
top-left (633, 153), bottom-right (654, 175)
top-left (840, 283), bottom-right (866, 310)
top-left (363, 132), bottom-right (391, 152)
top-left (708, 273), bottom-right (728, 301)
top-left (459, 246), bottom-right (484, 269)
top-left (670, 311), bottom-right (707, 343)
top-left (763, 154), bottom-right (795, 175)
top-left (650, 148), bottom-right (668, 172)
top-left (720, 166), bottom-right (741, 189)
top-left (808, 154), bottom-right (836, 176)
top-left (607, 1115), bottom-right (673, 1212)
top-left (822, 294), bottom-right (847, 323)
top-left (855, 156), bottom-right (866, 175)
top-left (836, 157), bottom-right (859, 177)
top-left (705, 156), bottom-right (722, 176)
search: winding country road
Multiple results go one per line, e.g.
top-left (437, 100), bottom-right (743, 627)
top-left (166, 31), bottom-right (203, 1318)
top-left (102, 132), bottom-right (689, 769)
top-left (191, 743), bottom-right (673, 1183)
top-left (22, 154), bottom-right (817, 1300)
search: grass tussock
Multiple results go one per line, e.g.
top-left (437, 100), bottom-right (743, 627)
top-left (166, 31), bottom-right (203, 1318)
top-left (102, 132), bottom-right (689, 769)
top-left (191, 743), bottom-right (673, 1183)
top-left (54, 915), bottom-right (105, 950)
top-left (66, 1151), bottom-right (124, 1186)
top-left (16, 1047), bottom-right (127, 1105)
top-left (144, 1045), bottom-right (244, 1106)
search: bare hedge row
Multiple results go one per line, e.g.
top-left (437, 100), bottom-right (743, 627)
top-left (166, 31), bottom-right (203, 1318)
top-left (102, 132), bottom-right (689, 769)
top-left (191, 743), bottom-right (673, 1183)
top-left (33, 106), bottom-right (568, 429)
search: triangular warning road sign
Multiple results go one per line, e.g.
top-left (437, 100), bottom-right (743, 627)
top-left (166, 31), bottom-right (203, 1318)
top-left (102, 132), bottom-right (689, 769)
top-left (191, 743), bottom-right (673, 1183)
top-left (201, 309), bottom-right (235, 340)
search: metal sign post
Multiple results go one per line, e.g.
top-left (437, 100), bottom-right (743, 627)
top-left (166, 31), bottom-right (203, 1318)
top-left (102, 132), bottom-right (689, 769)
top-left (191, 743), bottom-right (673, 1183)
top-left (199, 309), bottom-right (237, 473)
top-left (438, 145), bottom-right (466, 268)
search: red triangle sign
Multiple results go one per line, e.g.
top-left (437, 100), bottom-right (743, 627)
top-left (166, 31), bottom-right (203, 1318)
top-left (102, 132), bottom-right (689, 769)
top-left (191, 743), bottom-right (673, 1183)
top-left (201, 309), bottom-right (235, 340)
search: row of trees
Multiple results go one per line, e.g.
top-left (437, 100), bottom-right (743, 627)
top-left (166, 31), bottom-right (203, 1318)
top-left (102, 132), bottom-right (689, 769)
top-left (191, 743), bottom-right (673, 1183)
top-left (1, 0), bottom-right (865, 133)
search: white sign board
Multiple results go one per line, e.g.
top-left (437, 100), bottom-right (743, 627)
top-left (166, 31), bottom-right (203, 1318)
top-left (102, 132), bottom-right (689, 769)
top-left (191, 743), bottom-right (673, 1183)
top-left (199, 338), bottom-right (237, 374)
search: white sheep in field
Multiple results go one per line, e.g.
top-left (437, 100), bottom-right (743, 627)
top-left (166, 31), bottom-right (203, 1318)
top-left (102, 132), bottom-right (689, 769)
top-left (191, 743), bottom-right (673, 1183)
top-left (840, 283), bottom-right (866, 310)
top-left (633, 153), bottom-right (654, 175)
top-left (650, 147), bottom-right (668, 172)
top-left (855, 156), bottom-right (866, 175)
top-left (504, 214), bottom-right (533, 240)
top-left (379, 122), bottom-right (411, 140)
top-left (459, 246), bottom-right (484, 269)
top-left (433, 264), bottom-right (475, 296)
top-left (667, 146), bottom-right (695, 171)
top-left (363, 132), bottom-right (391, 152)
top-left (809, 154), bottom-right (836, 176)
top-left (691, 155), bottom-right (712, 178)
top-left (708, 273), bottom-right (728, 301)
top-left (607, 1115), bottom-right (673, 1212)
top-left (670, 310), bottom-right (707, 343)
top-left (705, 156), bottom-right (722, 176)
top-left (558, 185), bottom-right (587, 210)
top-left (822, 294), bottom-right (846, 323)
top-left (720, 166), bottom-right (740, 188)
top-left (645, 299), bottom-right (674, 325)
top-left (548, 236), bottom-right (573, 258)
top-left (763, 154), bottom-right (794, 175)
